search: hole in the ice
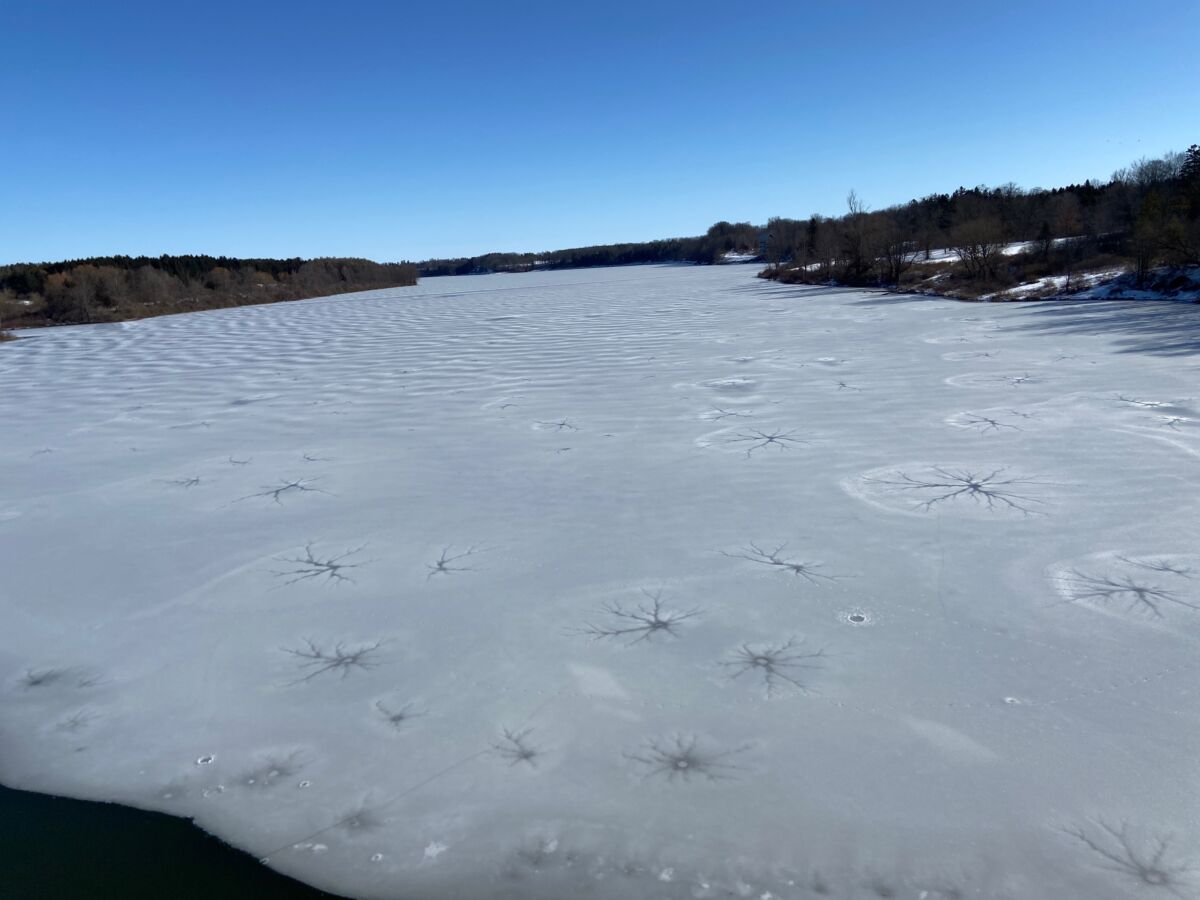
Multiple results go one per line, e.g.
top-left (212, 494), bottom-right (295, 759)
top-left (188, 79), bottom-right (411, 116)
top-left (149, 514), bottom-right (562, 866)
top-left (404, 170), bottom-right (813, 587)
top-left (195, 754), bottom-right (215, 765)
top-left (298, 780), bottom-right (311, 788)
top-left (371, 853), bottom-right (384, 862)
top-left (1004, 696), bottom-right (1023, 705)
top-left (842, 610), bottom-right (873, 626)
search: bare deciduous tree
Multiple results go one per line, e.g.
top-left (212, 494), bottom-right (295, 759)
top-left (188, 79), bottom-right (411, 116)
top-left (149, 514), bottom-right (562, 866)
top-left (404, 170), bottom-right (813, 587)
top-left (949, 217), bottom-right (1007, 280)
top-left (875, 214), bottom-right (919, 285)
top-left (840, 190), bottom-right (873, 283)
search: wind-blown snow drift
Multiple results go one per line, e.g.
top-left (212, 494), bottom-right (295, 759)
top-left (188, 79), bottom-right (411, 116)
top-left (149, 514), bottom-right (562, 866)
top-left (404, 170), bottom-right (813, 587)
top-left (2, 265), bottom-right (1198, 899)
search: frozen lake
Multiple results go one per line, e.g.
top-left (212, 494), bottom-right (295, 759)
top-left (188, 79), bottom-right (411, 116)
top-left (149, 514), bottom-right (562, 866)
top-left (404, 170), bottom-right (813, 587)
top-left (2, 264), bottom-right (1198, 899)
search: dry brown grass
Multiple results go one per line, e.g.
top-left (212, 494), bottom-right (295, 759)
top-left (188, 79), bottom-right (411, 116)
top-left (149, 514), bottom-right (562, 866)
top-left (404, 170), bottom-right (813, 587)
top-left (0, 280), bottom-right (414, 330)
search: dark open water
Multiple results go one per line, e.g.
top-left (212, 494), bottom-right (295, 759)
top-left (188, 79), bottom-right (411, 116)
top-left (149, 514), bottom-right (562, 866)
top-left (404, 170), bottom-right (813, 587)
top-left (0, 783), bottom-right (345, 899)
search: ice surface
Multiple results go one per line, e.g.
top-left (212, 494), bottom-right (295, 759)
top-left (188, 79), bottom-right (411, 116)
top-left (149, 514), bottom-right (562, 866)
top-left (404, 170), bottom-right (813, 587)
top-left (2, 265), bottom-right (1199, 899)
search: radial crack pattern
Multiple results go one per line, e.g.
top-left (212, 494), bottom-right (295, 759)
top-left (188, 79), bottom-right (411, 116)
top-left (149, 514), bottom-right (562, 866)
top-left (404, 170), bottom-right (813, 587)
top-left (237, 478), bottom-right (331, 505)
top-left (626, 734), bottom-right (750, 782)
top-left (579, 589), bottom-right (702, 644)
top-left (723, 428), bottom-right (810, 458)
top-left (281, 639), bottom-right (385, 684)
top-left (1062, 570), bottom-right (1196, 618)
top-left (1063, 820), bottom-right (1194, 894)
top-left (426, 544), bottom-right (484, 579)
top-left (375, 700), bottom-right (425, 730)
top-left (492, 727), bottom-right (543, 767)
top-left (722, 542), bottom-right (840, 585)
top-left (958, 413), bottom-right (1021, 433)
top-left (272, 543), bottom-right (366, 586)
top-left (868, 467), bottom-right (1047, 514)
top-left (722, 637), bottom-right (826, 696)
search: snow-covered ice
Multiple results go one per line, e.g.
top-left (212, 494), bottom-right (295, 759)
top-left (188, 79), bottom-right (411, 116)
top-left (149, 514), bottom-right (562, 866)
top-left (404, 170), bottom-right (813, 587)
top-left (2, 264), bottom-right (1199, 899)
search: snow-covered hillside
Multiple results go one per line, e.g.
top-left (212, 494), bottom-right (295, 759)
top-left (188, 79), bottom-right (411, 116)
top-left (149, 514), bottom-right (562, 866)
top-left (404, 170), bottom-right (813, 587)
top-left (2, 265), bottom-right (1198, 899)
top-left (918, 238), bottom-right (1077, 264)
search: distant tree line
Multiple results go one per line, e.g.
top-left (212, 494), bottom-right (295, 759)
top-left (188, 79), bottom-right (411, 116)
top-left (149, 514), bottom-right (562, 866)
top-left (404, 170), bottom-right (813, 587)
top-left (5, 145), bottom-right (1195, 335)
top-left (0, 255), bottom-right (418, 327)
top-left (761, 144), bottom-right (1200, 294)
top-left (418, 221), bottom-right (760, 276)
top-left (420, 145), bottom-right (1198, 297)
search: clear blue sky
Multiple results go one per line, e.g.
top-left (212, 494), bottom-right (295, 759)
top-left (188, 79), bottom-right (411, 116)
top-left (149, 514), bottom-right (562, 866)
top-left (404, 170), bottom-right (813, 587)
top-left (3, 0), bottom-right (1197, 264)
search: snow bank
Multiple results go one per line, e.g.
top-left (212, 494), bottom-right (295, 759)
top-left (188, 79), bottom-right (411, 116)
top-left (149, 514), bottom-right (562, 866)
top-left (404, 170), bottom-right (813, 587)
top-left (719, 251), bottom-right (760, 263)
top-left (978, 266), bottom-right (1200, 302)
top-left (1073, 266), bottom-right (1200, 301)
